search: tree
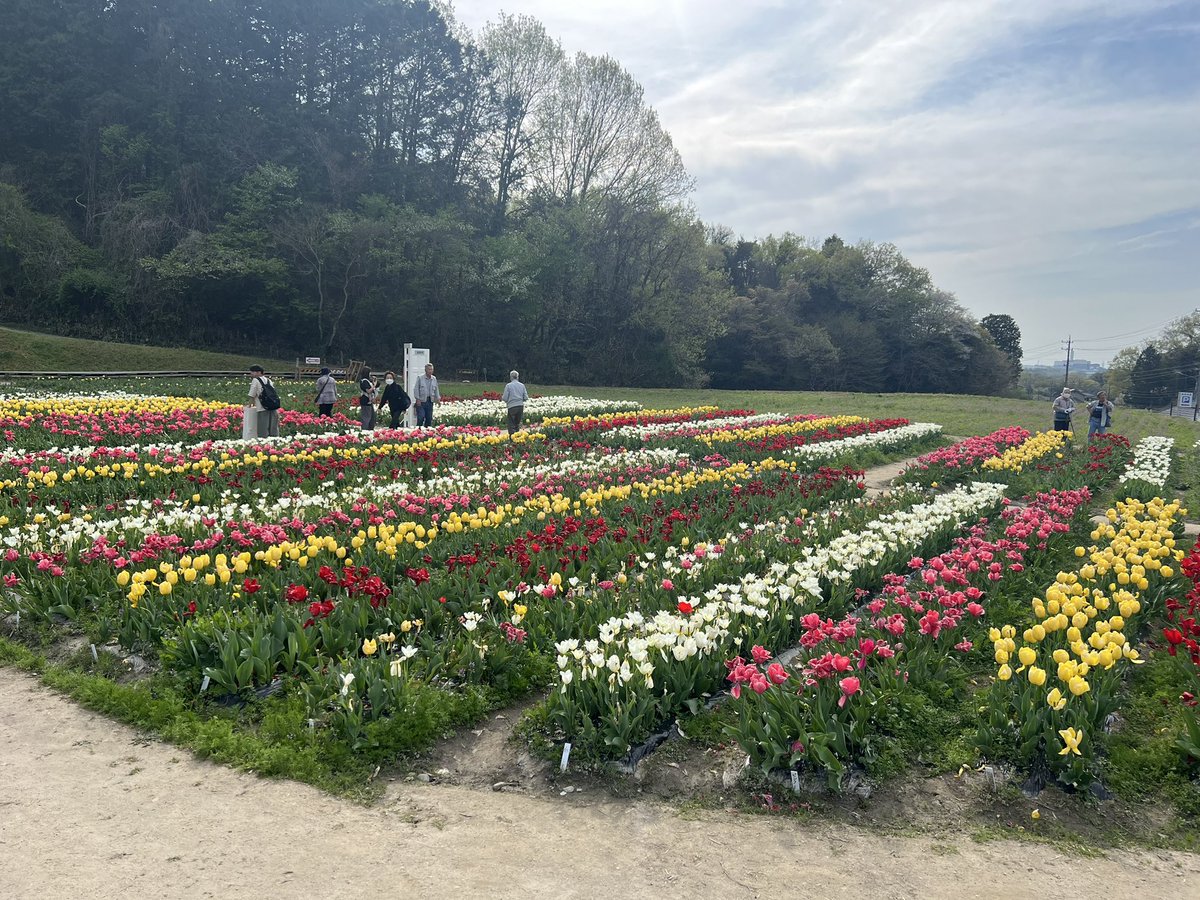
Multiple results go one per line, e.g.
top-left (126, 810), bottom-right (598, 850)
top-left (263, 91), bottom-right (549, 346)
top-left (981, 313), bottom-right (1022, 383)
top-left (534, 53), bottom-right (692, 206)
top-left (1126, 345), bottom-right (1173, 408)
top-left (480, 14), bottom-right (564, 231)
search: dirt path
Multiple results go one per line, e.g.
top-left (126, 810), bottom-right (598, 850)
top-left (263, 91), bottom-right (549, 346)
top-left (862, 458), bottom-right (912, 496)
top-left (1, 670), bottom-right (1195, 900)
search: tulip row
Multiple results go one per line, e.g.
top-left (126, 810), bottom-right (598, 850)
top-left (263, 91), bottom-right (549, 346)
top-left (787, 422), bottom-right (942, 463)
top-left (0, 391), bottom-right (360, 450)
top-left (980, 429), bottom-right (1073, 474)
top-left (436, 395), bottom-right (641, 424)
top-left (979, 495), bottom-right (1186, 787)
top-left (1118, 436), bottom-right (1175, 500)
top-left (902, 427), bottom-right (1032, 485)
top-left (720, 487), bottom-right (1094, 786)
top-left (547, 481), bottom-right (1006, 753)
top-left (1162, 544), bottom-right (1200, 766)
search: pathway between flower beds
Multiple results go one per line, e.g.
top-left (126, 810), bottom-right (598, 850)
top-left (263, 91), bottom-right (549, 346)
top-left (3, 673), bottom-right (1198, 899)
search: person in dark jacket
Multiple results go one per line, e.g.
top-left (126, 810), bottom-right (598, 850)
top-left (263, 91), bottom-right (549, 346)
top-left (378, 370), bottom-right (411, 429)
top-left (358, 367), bottom-right (377, 430)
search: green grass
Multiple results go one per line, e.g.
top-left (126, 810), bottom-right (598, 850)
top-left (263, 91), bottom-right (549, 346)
top-left (0, 326), bottom-right (292, 373)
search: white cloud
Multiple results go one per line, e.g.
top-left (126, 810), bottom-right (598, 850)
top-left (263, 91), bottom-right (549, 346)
top-left (451, 0), bottom-right (1200, 362)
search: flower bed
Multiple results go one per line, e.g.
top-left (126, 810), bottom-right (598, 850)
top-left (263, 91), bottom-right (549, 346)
top-left (1119, 436), bottom-right (1175, 501)
top-left (722, 487), bottom-right (1092, 786)
top-left (979, 496), bottom-right (1185, 787)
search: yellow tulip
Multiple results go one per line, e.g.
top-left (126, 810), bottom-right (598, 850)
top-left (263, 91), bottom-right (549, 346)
top-left (1058, 727), bottom-right (1083, 756)
top-left (362, 638), bottom-right (378, 657)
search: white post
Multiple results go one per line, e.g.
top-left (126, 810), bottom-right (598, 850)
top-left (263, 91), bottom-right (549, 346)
top-left (403, 344), bottom-right (430, 427)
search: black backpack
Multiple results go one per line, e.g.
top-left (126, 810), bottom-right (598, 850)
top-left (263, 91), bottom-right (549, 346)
top-left (257, 377), bottom-right (281, 411)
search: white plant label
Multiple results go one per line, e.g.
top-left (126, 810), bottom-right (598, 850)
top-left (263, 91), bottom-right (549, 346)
top-left (560, 742), bottom-right (572, 773)
top-left (200, 675), bottom-right (211, 692)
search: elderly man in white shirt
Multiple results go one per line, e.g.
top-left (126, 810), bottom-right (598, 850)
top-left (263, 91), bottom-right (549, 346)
top-left (413, 363), bottom-right (441, 427)
top-left (501, 370), bottom-right (529, 436)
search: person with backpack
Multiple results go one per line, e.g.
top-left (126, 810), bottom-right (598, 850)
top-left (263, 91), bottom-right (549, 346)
top-left (358, 367), bottom-right (378, 431)
top-left (378, 370), bottom-right (411, 429)
top-left (314, 367), bottom-right (337, 418)
top-left (247, 365), bottom-right (281, 438)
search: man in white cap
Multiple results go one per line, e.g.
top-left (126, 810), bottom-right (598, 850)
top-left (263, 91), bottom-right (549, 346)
top-left (1052, 387), bottom-right (1075, 432)
top-left (501, 369), bottom-right (529, 436)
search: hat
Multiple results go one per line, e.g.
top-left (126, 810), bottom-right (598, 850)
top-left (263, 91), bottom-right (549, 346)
top-left (1060, 387), bottom-right (1071, 394)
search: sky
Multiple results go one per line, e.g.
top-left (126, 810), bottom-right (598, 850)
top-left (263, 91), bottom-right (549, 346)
top-left (450, 0), bottom-right (1200, 365)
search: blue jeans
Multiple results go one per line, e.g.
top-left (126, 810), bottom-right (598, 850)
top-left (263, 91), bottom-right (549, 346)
top-left (1088, 418), bottom-right (1107, 439)
top-left (417, 399), bottom-right (434, 427)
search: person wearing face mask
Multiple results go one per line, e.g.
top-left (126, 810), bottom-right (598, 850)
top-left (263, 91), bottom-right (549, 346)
top-left (377, 370), bottom-right (411, 429)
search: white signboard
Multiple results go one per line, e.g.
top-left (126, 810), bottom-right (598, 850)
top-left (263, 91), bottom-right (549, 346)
top-left (1179, 392), bottom-right (1195, 409)
top-left (403, 344), bottom-right (431, 427)
top-left (305, 356), bottom-right (321, 365)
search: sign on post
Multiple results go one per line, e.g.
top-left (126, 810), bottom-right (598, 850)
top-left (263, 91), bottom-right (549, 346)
top-left (305, 357), bottom-right (321, 365)
top-left (403, 344), bottom-right (431, 427)
top-left (1179, 392), bottom-right (1195, 409)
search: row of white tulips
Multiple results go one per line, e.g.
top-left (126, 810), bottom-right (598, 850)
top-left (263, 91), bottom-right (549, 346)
top-left (788, 422), bottom-right (942, 461)
top-left (554, 481), bottom-right (1005, 693)
top-left (1118, 435), bottom-right (1175, 488)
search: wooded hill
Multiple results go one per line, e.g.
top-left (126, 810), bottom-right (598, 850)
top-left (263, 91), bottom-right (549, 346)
top-left (0, 0), bottom-right (1017, 391)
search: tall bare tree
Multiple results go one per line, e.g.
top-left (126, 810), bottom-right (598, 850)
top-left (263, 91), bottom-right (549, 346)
top-left (535, 52), bottom-right (692, 207)
top-left (479, 14), bottom-right (564, 230)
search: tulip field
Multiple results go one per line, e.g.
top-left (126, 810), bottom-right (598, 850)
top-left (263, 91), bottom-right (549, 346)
top-left (2, 386), bottom-right (1199, 825)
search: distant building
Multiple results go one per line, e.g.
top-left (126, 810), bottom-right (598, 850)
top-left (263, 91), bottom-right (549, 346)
top-left (1054, 358), bottom-right (1105, 373)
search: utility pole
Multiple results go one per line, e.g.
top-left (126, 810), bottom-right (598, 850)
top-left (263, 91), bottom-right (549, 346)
top-left (1061, 335), bottom-right (1072, 386)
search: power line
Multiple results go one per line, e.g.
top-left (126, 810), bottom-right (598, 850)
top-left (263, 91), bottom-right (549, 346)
top-left (1072, 316), bottom-right (1188, 344)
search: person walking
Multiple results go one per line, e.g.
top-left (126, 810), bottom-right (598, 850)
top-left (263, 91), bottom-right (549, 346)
top-left (358, 367), bottom-right (378, 431)
top-left (501, 369), bottom-right (529, 436)
top-left (413, 362), bottom-right (440, 427)
top-left (247, 365), bottom-right (280, 438)
top-left (378, 371), bottom-right (411, 429)
top-left (1087, 391), bottom-right (1114, 441)
top-left (1052, 387), bottom-right (1075, 432)
top-left (314, 367), bottom-right (337, 418)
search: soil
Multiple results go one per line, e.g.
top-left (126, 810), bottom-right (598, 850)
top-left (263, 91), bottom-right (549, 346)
top-left (3, 669), bottom-right (1198, 900)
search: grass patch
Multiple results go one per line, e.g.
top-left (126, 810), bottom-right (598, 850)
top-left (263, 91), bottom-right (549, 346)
top-left (0, 634), bottom-right (507, 800)
top-left (1104, 651), bottom-right (1200, 823)
top-left (0, 325), bottom-right (292, 373)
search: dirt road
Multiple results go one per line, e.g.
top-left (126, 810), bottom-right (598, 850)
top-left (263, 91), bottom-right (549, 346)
top-left (0, 670), bottom-right (1195, 900)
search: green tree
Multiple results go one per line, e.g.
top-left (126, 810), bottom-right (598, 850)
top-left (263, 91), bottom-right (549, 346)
top-left (981, 313), bottom-right (1022, 383)
top-left (1126, 345), bottom-right (1172, 408)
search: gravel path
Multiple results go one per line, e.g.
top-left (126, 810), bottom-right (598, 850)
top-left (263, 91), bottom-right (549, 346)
top-left (1, 669), bottom-right (1195, 900)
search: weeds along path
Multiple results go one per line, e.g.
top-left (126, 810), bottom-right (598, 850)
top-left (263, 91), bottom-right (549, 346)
top-left (2, 669), bottom-right (1195, 900)
top-left (860, 448), bottom-right (938, 496)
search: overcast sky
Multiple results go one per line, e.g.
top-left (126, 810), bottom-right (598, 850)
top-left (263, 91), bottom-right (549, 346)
top-left (451, 0), bottom-right (1199, 365)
